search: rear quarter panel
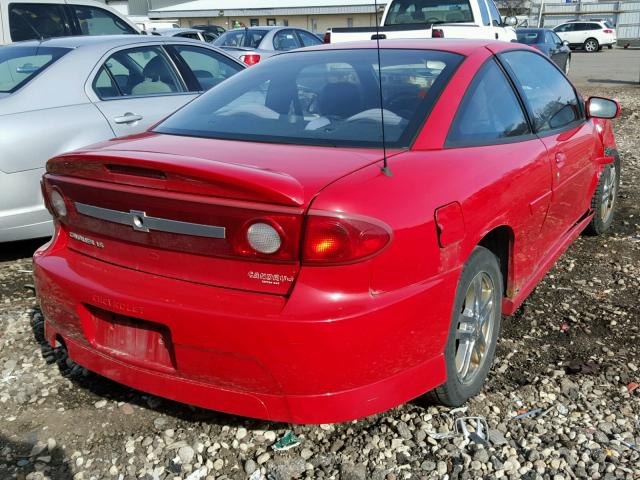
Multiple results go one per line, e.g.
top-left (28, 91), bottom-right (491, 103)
top-left (0, 104), bottom-right (115, 173)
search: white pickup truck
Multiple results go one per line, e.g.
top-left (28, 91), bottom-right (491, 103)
top-left (327, 0), bottom-right (517, 44)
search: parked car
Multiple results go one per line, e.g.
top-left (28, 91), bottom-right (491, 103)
top-left (34, 39), bottom-right (621, 423)
top-left (152, 27), bottom-right (217, 43)
top-left (0, 35), bottom-right (244, 242)
top-left (327, 0), bottom-right (518, 43)
top-left (192, 24), bottom-right (226, 39)
top-left (214, 26), bottom-right (322, 65)
top-left (516, 28), bottom-right (571, 74)
top-left (1, 0), bottom-right (139, 44)
top-left (553, 20), bottom-right (617, 52)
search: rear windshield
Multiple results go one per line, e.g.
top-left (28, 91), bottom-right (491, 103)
top-left (516, 31), bottom-right (542, 44)
top-left (155, 49), bottom-right (463, 149)
top-left (0, 46), bottom-right (70, 93)
top-left (604, 21), bottom-right (614, 28)
top-left (385, 0), bottom-right (474, 25)
top-left (214, 29), bottom-right (268, 49)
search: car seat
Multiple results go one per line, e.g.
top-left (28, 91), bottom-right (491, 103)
top-left (131, 56), bottom-right (175, 95)
top-left (318, 82), bottom-right (363, 119)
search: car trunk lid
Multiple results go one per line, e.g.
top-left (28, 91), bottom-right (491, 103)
top-left (44, 134), bottom-right (386, 295)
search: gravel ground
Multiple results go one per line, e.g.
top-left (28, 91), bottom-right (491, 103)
top-left (1, 85), bottom-right (639, 480)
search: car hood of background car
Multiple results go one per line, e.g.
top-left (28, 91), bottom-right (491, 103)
top-left (54, 133), bottom-right (393, 207)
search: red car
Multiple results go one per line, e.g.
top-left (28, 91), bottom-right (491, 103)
top-left (34, 40), bottom-right (620, 424)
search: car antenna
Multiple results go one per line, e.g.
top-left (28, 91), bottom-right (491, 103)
top-left (374, 0), bottom-right (392, 177)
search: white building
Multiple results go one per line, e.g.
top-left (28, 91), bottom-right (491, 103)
top-left (147, 0), bottom-right (388, 34)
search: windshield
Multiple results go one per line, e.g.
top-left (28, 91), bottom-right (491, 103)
top-left (155, 49), bottom-right (463, 149)
top-left (0, 46), bottom-right (70, 93)
top-left (385, 0), bottom-right (474, 25)
top-left (214, 29), bottom-right (268, 48)
top-left (516, 31), bottom-right (542, 44)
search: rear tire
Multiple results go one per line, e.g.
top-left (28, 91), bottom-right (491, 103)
top-left (428, 247), bottom-right (502, 406)
top-left (584, 38), bottom-right (599, 52)
top-left (607, 45), bottom-right (613, 49)
top-left (585, 148), bottom-right (621, 235)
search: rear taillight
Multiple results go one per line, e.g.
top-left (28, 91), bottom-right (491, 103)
top-left (302, 212), bottom-right (391, 265)
top-left (234, 216), bottom-right (299, 262)
top-left (432, 29), bottom-right (444, 38)
top-left (603, 29), bottom-right (613, 33)
top-left (240, 54), bottom-right (261, 66)
top-left (42, 180), bottom-right (67, 219)
top-left (323, 31), bottom-right (331, 44)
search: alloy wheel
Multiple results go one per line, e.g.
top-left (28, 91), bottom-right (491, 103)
top-left (454, 271), bottom-right (496, 385)
top-left (600, 165), bottom-right (617, 222)
top-left (585, 40), bottom-right (598, 52)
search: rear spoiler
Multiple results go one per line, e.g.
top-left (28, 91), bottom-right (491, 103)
top-left (46, 150), bottom-right (305, 207)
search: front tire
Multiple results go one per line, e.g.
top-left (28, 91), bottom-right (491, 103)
top-left (585, 149), bottom-right (621, 235)
top-left (429, 247), bottom-right (503, 406)
top-left (584, 38), bottom-right (599, 52)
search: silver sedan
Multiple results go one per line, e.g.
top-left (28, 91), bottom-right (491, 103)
top-left (213, 26), bottom-right (323, 66)
top-left (0, 35), bottom-right (244, 242)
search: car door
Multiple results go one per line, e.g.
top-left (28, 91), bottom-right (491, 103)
top-left (272, 29), bottom-right (302, 51)
top-left (499, 49), bottom-right (597, 243)
top-left (444, 57), bottom-right (552, 286)
top-left (553, 23), bottom-right (574, 45)
top-left (90, 44), bottom-right (198, 137)
top-left (295, 29), bottom-right (322, 48)
top-left (485, 0), bottom-right (509, 40)
top-left (7, 2), bottom-right (73, 42)
top-left (546, 30), bottom-right (567, 68)
top-left (65, 3), bottom-right (136, 36)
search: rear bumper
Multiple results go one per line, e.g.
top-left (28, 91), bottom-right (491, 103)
top-left (34, 230), bottom-right (458, 423)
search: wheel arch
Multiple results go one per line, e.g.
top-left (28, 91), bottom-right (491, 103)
top-left (476, 225), bottom-right (515, 298)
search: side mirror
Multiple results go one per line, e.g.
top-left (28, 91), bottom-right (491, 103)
top-left (504, 16), bottom-right (517, 27)
top-left (562, 40), bottom-right (569, 46)
top-left (586, 96), bottom-right (620, 119)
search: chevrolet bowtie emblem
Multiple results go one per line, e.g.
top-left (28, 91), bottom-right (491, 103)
top-left (74, 203), bottom-right (226, 239)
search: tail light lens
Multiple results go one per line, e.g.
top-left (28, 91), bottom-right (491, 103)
top-left (42, 180), bottom-right (67, 219)
top-left (302, 212), bottom-right (391, 265)
top-left (240, 54), bottom-right (261, 66)
top-left (603, 29), bottom-right (613, 33)
top-left (234, 216), bottom-right (299, 262)
top-left (323, 31), bottom-right (331, 43)
top-left (432, 29), bottom-right (444, 38)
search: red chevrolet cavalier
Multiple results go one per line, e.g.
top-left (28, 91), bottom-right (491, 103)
top-left (34, 40), bottom-right (621, 423)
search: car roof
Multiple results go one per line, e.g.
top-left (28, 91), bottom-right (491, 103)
top-left (565, 19), bottom-right (604, 23)
top-left (517, 28), bottom-right (550, 32)
top-left (6, 34), bottom-right (182, 49)
top-left (299, 39), bottom-right (522, 56)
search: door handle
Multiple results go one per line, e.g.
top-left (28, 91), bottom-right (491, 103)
top-left (555, 152), bottom-right (567, 164)
top-left (495, 33), bottom-right (499, 39)
top-left (113, 113), bottom-right (143, 124)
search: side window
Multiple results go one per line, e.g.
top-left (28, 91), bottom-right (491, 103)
top-left (93, 66), bottom-right (120, 98)
top-left (486, 0), bottom-right (502, 26)
top-left (550, 31), bottom-right (562, 44)
top-left (446, 59), bottom-right (530, 147)
top-left (587, 23), bottom-right (601, 31)
top-left (273, 29), bottom-right (301, 51)
top-left (500, 50), bottom-right (582, 133)
top-left (172, 45), bottom-right (243, 91)
top-left (544, 31), bottom-right (556, 44)
top-left (477, 0), bottom-right (491, 26)
top-left (9, 3), bottom-right (71, 42)
top-left (296, 29), bottom-right (322, 47)
top-left (72, 6), bottom-right (135, 35)
top-left (177, 32), bottom-right (201, 40)
top-left (99, 46), bottom-right (185, 98)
